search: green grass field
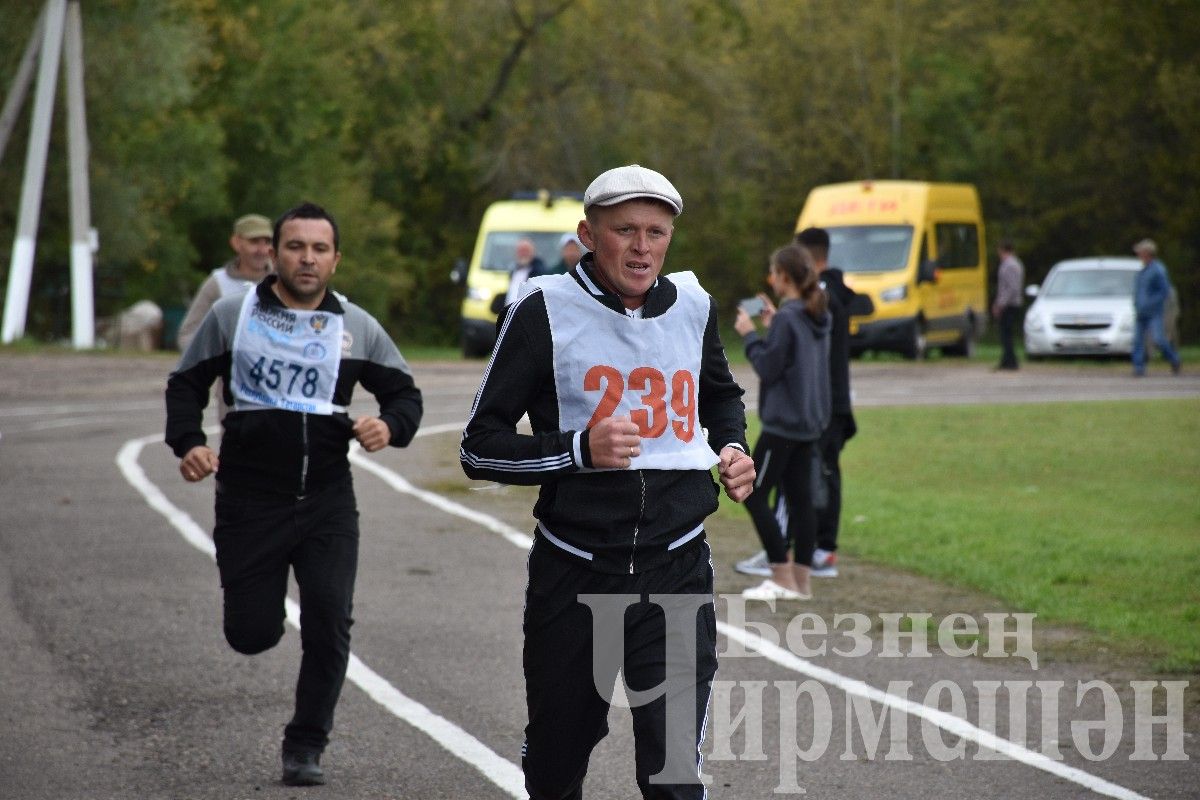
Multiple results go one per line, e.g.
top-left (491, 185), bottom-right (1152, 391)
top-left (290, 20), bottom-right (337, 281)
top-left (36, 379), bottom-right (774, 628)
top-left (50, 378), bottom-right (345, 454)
top-left (722, 399), bottom-right (1200, 673)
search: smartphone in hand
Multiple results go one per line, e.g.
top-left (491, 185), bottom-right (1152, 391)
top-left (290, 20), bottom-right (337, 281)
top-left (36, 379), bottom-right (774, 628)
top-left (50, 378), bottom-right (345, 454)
top-left (738, 296), bottom-right (765, 316)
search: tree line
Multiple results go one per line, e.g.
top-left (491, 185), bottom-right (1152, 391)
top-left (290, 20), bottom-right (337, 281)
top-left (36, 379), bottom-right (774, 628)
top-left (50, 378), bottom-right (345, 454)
top-left (1, 0), bottom-right (1196, 344)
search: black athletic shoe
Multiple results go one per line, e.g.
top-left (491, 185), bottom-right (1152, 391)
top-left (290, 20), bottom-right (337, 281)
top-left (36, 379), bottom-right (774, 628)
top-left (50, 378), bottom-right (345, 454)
top-left (282, 751), bottom-right (325, 786)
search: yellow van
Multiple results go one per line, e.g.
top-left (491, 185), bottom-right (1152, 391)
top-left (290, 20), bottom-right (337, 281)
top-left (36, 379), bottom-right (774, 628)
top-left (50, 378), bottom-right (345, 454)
top-left (796, 180), bottom-right (987, 358)
top-left (452, 192), bottom-right (585, 357)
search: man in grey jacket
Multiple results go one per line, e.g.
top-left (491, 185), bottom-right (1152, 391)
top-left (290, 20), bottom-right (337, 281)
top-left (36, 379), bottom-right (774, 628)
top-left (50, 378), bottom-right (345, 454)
top-left (165, 202), bottom-right (423, 787)
top-left (993, 240), bottom-right (1024, 371)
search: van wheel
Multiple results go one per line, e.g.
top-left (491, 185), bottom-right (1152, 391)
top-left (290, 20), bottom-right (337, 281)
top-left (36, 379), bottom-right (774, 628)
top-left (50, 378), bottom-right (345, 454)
top-left (902, 320), bottom-right (927, 360)
top-left (941, 321), bottom-right (977, 358)
top-left (461, 336), bottom-right (490, 359)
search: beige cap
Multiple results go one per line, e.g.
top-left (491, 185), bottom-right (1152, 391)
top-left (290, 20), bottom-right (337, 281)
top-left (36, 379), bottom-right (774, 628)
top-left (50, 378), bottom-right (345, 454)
top-left (233, 214), bottom-right (272, 239)
top-left (583, 164), bottom-right (683, 216)
top-left (1132, 238), bottom-right (1157, 255)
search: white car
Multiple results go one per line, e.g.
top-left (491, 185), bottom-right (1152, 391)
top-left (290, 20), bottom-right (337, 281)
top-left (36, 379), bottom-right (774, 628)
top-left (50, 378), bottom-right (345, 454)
top-left (1023, 257), bottom-right (1180, 358)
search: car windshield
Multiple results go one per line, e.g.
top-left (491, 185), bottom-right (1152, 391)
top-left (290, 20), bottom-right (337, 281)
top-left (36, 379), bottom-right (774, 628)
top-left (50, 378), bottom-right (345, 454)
top-left (481, 232), bottom-right (572, 272)
top-left (1043, 268), bottom-right (1136, 298)
top-left (826, 225), bottom-right (914, 273)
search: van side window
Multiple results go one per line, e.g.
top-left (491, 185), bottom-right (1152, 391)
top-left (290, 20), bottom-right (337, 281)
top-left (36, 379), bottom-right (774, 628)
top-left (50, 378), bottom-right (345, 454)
top-left (935, 223), bottom-right (980, 269)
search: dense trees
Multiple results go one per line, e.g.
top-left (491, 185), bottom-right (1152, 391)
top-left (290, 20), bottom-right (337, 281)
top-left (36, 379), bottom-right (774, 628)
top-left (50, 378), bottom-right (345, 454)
top-left (1, 0), bottom-right (1196, 343)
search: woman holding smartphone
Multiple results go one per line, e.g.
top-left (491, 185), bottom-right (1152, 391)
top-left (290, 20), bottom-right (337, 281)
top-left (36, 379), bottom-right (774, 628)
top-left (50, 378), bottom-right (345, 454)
top-left (733, 243), bottom-right (832, 600)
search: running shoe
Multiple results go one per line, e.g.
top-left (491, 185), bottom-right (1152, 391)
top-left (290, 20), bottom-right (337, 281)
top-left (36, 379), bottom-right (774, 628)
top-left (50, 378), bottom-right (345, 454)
top-left (811, 548), bottom-right (838, 578)
top-left (734, 549), bottom-right (771, 577)
top-left (741, 579), bottom-right (811, 601)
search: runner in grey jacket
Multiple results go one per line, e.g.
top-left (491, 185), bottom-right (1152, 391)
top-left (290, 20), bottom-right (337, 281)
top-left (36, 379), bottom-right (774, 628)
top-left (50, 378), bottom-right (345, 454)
top-left (163, 203), bottom-right (422, 787)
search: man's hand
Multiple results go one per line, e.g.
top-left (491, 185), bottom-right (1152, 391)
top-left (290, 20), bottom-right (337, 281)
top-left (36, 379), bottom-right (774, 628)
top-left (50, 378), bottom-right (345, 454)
top-left (180, 445), bottom-right (219, 482)
top-left (718, 445), bottom-right (755, 503)
top-left (589, 415), bottom-right (641, 469)
top-left (353, 416), bottom-right (391, 452)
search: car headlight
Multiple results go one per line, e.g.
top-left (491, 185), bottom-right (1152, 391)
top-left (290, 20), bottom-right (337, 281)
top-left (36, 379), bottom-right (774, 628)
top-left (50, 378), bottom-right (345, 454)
top-left (1118, 312), bottom-right (1133, 332)
top-left (466, 286), bottom-right (489, 302)
top-left (879, 284), bottom-right (907, 302)
top-left (1025, 312), bottom-right (1043, 332)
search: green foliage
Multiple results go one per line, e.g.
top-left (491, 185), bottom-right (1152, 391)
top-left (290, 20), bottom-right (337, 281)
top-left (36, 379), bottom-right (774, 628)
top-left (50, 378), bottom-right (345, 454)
top-left (0, 0), bottom-right (1197, 342)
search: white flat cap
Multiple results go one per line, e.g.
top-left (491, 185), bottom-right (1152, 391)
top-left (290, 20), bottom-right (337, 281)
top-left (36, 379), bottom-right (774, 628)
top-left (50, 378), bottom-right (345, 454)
top-left (583, 164), bottom-right (683, 216)
top-left (1132, 238), bottom-right (1157, 255)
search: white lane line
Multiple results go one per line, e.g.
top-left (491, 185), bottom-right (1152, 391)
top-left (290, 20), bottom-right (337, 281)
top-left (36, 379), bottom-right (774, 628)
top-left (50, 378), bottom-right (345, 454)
top-left (115, 432), bottom-right (526, 800)
top-left (371, 425), bottom-right (1154, 800)
top-left (0, 400), bottom-right (162, 418)
top-left (717, 625), bottom-right (1153, 800)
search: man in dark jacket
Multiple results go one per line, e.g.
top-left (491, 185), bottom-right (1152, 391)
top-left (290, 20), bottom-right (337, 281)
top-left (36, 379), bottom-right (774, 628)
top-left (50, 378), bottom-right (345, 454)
top-left (165, 202), bottom-right (423, 787)
top-left (460, 165), bottom-right (755, 800)
top-left (735, 227), bottom-right (871, 579)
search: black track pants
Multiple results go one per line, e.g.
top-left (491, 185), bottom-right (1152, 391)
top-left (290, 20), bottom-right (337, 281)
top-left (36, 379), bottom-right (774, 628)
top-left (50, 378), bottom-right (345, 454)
top-left (522, 539), bottom-right (718, 800)
top-left (213, 476), bottom-right (359, 755)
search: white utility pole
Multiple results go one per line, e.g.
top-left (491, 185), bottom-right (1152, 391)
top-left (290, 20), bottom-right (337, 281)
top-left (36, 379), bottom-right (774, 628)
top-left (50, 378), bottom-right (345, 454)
top-left (1, 0), bottom-right (96, 348)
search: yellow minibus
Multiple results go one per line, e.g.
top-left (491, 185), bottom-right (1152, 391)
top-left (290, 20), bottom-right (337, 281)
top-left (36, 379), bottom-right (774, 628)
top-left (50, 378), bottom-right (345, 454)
top-left (796, 180), bottom-right (987, 358)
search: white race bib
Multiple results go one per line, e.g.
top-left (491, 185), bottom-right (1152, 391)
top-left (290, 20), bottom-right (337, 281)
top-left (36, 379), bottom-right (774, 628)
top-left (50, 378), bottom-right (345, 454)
top-left (530, 272), bottom-right (719, 471)
top-left (230, 290), bottom-right (345, 414)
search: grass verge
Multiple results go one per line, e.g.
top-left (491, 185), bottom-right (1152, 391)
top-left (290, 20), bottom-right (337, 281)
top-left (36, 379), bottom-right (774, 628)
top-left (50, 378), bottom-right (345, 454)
top-left (720, 399), bottom-right (1200, 673)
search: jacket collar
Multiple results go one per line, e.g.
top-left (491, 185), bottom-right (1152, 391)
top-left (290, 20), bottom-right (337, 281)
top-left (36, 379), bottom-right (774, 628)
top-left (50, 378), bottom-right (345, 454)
top-left (256, 274), bottom-right (345, 314)
top-left (571, 253), bottom-right (676, 318)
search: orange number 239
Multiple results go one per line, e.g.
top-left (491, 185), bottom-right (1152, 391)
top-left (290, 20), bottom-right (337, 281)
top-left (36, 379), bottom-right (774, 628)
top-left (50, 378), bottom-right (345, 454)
top-left (584, 364), bottom-right (696, 443)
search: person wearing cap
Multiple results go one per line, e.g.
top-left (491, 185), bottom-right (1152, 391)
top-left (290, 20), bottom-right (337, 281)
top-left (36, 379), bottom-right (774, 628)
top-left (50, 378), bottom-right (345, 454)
top-left (1131, 238), bottom-right (1181, 376)
top-left (460, 164), bottom-right (755, 799)
top-left (177, 214), bottom-right (276, 420)
top-left (177, 213), bottom-right (274, 351)
top-left (166, 203), bottom-right (424, 786)
top-left (544, 232), bottom-right (585, 275)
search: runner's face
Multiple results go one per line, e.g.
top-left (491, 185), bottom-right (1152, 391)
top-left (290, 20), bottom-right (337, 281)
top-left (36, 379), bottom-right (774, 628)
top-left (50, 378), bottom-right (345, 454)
top-left (578, 200), bottom-right (674, 310)
top-left (271, 218), bottom-right (340, 308)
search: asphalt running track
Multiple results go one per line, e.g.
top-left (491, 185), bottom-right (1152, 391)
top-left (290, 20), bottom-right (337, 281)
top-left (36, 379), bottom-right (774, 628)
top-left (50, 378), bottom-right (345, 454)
top-left (1, 354), bottom-right (1196, 799)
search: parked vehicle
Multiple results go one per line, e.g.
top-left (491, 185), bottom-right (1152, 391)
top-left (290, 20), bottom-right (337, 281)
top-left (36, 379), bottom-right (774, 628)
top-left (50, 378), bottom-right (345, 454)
top-left (1023, 256), bottom-right (1180, 358)
top-left (451, 191), bottom-right (584, 357)
top-left (795, 180), bottom-right (988, 359)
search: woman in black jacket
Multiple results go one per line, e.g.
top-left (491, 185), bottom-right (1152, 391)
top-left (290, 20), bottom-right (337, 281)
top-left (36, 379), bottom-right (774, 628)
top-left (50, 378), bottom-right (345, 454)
top-left (734, 243), bottom-right (832, 600)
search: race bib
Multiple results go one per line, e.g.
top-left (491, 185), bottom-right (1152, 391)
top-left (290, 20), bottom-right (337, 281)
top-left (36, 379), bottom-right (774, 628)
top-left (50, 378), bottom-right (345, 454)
top-left (230, 290), bottom-right (345, 414)
top-left (531, 271), bottom-right (719, 471)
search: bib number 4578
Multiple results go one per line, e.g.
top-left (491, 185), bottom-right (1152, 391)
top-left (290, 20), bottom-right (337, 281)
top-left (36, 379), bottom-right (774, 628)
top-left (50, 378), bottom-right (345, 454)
top-left (249, 356), bottom-right (321, 398)
top-left (585, 365), bottom-right (696, 442)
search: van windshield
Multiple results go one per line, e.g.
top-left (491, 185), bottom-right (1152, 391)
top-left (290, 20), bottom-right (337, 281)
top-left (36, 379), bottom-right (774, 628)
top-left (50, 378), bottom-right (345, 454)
top-left (481, 232), bottom-right (573, 272)
top-left (826, 225), bottom-right (914, 273)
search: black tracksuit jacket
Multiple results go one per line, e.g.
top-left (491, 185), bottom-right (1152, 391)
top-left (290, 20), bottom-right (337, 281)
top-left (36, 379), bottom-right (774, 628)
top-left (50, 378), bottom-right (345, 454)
top-left (165, 277), bottom-right (423, 496)
top-left (459, 256), bottom-right (749, 574)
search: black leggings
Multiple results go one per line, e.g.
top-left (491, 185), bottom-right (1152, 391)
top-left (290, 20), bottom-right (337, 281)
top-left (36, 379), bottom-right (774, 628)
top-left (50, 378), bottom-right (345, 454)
top-left (213, 476), bottom-right (359, 755)
top-left (744, 432), bottom-right (817, 567)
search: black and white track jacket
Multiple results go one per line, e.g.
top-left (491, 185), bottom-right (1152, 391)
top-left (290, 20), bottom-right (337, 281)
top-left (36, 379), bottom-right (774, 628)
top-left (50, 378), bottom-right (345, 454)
top-left (459, 256), bottom-right (748, 574)
top-left (165, 277), bottom-right (423, 496)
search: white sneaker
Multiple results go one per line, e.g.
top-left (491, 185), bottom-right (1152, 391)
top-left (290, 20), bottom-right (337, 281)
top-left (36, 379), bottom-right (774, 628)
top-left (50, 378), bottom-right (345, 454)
top-left (735, 550), bottom-right (771, 577)
top-left (741, 579), bottom-right (811, 601)
top-left (811, 548), bottom-right (838, 578)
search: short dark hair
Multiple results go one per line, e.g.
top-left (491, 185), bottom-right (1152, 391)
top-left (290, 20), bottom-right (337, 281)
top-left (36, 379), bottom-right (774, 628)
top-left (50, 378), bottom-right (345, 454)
top-left (273, 202), bottom-right (340, 252)
top-left (795, 227), bottom-right (830, 261)
top-left (998, 239), bottom-right (1014, 252)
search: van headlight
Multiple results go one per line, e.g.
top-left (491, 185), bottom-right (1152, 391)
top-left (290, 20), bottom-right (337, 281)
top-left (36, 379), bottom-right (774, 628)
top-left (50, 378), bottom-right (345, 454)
top-left (880, 284), bottom-right (907, 302)
top-left (1025, 312), bottom-right (1043, 332)
top-left (466, 286), bottom-right (489, 302)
